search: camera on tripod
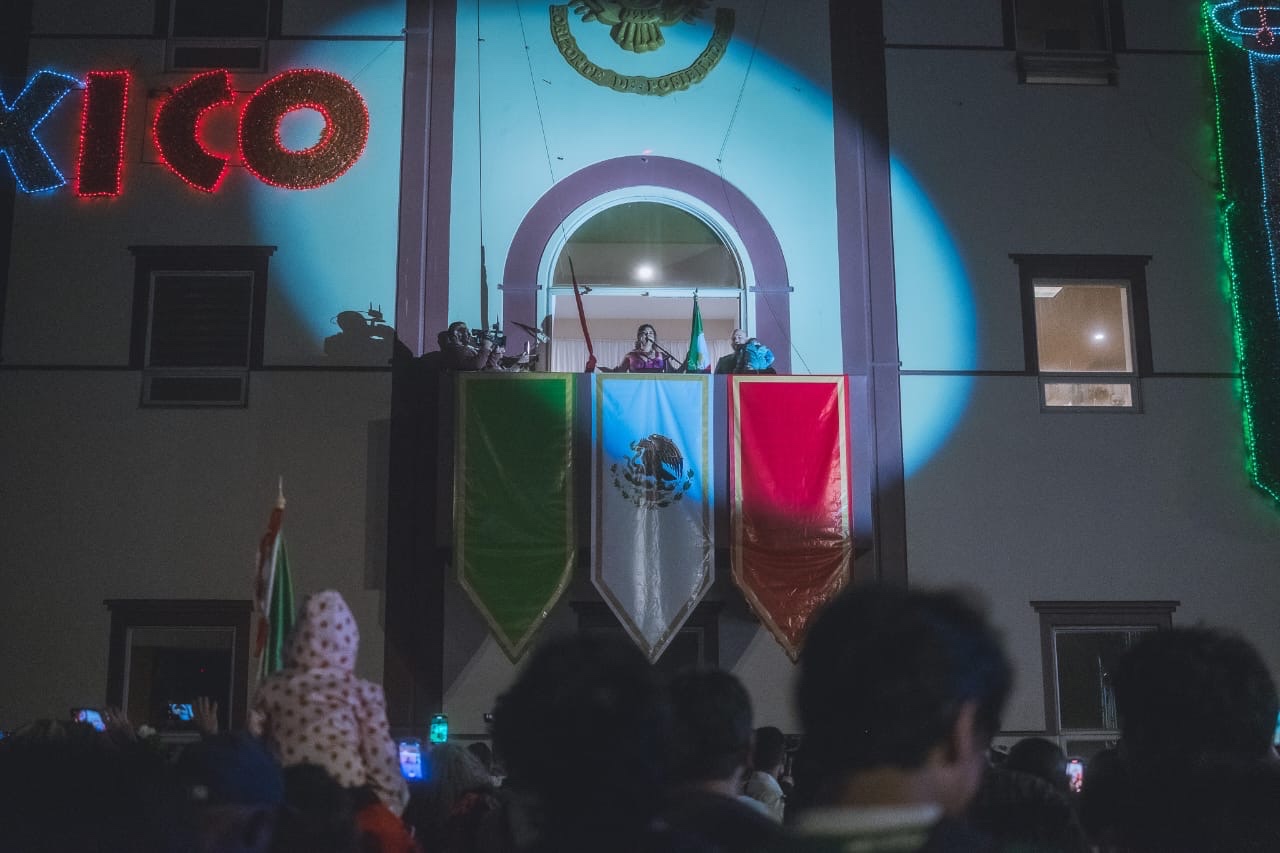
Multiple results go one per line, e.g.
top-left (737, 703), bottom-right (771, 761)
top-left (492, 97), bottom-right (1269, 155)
top-left (471, 324), bottom-right (507, 349)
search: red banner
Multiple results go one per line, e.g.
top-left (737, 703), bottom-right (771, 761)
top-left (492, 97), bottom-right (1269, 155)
top-left (729, 376), bottom-right (852, 659)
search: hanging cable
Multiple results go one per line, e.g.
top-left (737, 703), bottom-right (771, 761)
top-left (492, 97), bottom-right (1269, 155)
top-left (515, 0), bottom-right (576, 334)
top-left (711, 1), bottom-right (812, 373)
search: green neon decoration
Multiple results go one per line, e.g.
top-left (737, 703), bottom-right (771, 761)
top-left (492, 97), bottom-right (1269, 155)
top-left (1204, 2), bottom-right (1280, 505)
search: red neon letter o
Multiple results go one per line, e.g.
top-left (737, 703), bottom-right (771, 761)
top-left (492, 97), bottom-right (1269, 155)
top-left (239, 69), bottom-right (369, 190)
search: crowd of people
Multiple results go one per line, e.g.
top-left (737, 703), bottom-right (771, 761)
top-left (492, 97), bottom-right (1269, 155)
top-left (1, 584), bottom-right (1277, 852)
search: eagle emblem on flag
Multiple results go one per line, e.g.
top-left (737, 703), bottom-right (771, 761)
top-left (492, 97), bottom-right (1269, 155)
top-left (611, 433), bottom-right (695, 507)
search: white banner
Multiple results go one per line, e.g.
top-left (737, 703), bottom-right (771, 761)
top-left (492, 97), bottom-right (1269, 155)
top-left (592, 374), bottom-right (714, 661)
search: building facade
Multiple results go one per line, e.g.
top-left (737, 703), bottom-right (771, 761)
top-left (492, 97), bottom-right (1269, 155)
top-left (1, 0), bottom-right (1276, 752)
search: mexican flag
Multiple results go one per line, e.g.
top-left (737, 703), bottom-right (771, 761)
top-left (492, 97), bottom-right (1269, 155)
top-left (254, 488), bottom-right (296, 679)
top-left (593, 374), bottom-right (714, 660)
top-left (685, 296), bottom-right (711, 373)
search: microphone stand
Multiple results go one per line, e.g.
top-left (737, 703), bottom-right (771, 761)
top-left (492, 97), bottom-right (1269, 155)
top-left (649, 341), bottom-right (687, 372)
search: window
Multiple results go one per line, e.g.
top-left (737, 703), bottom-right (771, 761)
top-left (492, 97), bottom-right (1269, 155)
top-left (105, 599), bottom-right (254, 741)
top-left (1013, 254), bottom-right (1152, 411)
top-left (1032, 601), bottom-right (1177, 748)
top-left (1004, 0), bottom-right (1124, 85)
top-left (129, 245), bottom-right (275, 407)
top-left (160, 0), bottom-right (271, 70)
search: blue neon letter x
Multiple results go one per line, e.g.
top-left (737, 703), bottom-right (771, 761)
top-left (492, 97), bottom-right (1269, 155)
top-left (0, 71), bottom-right (79, 193)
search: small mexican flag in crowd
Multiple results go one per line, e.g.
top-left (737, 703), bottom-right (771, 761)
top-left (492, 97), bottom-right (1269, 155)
top-left (685, 295), bottom-right (711, 373)
top-left (254, 480), bottom-right (296, 680)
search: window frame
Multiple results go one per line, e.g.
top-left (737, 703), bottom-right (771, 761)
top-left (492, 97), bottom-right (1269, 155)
top-left (128, 245), bottom-right (275, 407)
top-left (104, 598), bottom-right (254, 734)
top-left (1031, 600), bottom-right (1178, 736)
top-left (1013, 253), bottom-right (1153, 413)
top-left (538, 192), bottom-right (753, 372)
top-left (156, 0), bottom-right (276, 71)
top-left (1002, 0), bottom-right (1126, 85)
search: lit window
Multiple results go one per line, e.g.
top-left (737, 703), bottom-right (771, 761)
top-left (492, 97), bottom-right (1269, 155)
top-left (1006, 0), bottom-right (1123, 85)
top-left (1014, 255), bottom-right (1151, 411)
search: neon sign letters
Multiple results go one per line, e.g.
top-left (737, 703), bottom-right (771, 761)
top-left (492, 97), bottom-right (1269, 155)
top-left (0, 70), bottom-right (80, 193)
top-left (0, 67), bottom-right (369, 196)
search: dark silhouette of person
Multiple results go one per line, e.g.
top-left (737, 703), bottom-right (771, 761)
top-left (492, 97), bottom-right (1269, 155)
top-left (489, 634), bottom-right (712, 852)
top-left (1107, 626), bottom-right (1280, 852)
top-left (784, 585), bottom-right (1011, 852)
top-left (1003, 736), bottom-right (1070, 795)
top-left (324, 310), bottom-right (394, 364)
top-left (968, 765), bottom-right (1089, 853)
top-left (661, 669), bottom-right (782, 851)
top-left (743, 725), bottom-right (787, 822)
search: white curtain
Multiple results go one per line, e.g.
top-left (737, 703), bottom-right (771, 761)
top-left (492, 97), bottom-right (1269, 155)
top-left (548, 338), bottom-right (732, 372)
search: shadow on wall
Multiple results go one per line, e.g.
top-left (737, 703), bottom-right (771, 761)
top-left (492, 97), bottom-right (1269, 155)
top-left (366, 417), bottom-right (391, 594)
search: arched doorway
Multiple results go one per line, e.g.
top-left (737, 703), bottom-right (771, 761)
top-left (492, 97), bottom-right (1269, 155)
top-left (542, 195), bottom-right (745, 372)
top-left (501, 155), bottom-right (792, 373)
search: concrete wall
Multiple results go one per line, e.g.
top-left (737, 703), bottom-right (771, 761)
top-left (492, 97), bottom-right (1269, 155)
top-left (885, 0), bottom-right (1280, 732)
top-left (0, 370), bottom-right (391, 727)
top-left (434, 0), bottom-right (1280, 737)
top-left (447, 0), bottom-right (839, 372)
top-left (5, 0), bottom-right (1276, 741)
top-left (0, 0), bottom-right (404, 728)
top-left (8, 7), bottom-right (404, 367)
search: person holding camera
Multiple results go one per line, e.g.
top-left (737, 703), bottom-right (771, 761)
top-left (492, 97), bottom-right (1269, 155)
top-left (441, 321), bottom-right (529, 372)
top-left (715, 329), bottom-right (777, 375)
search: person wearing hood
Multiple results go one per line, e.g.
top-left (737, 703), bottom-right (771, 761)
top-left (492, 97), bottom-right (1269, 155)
top-left (248, 590), bottom-right (409, 817)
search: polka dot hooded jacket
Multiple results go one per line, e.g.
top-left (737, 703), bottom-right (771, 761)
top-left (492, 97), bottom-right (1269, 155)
top-left (248, 590), bottom-right (409, 815)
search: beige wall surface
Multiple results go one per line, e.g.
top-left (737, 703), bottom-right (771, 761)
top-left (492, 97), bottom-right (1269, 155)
top-left (0, 371), bottom-right (391, 728)
top-left (6, 0), bottom-right (1277, 743)
top-left (904, 375), bottom-right (1280, 732)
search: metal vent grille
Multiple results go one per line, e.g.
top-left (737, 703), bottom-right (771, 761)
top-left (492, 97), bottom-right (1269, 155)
top-left (142, 371), bottom-right (249, 407)
top-left (147, 273), bottom-right (253, 368)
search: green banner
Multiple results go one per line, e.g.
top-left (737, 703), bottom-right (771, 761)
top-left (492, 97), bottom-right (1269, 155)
top-left (455, 373), bottom-right (576, 659)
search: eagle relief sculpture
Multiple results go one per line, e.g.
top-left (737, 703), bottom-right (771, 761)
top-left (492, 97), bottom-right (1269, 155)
top-left (570, 0), bottom-right (712, 53)
top-left (551, 1), bottom-right (735, 95)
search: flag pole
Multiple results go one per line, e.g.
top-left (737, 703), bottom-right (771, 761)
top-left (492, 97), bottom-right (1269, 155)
top-left (254, 477), bottom-right (290, 683)
top-left (568, 256), bottom-right (599, 372)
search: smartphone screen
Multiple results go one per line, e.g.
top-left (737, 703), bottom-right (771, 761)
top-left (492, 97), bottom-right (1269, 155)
top-left (168, 703), bottom-right (194, 722)
top-left (429, 713), bottom-right (448, 744)
top-left (1066, 758), bottom-right (1084, 794)
top-left (73, 709), bottom-right (106, 732)
top-left (398, 738), bottom-right (424, 780)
